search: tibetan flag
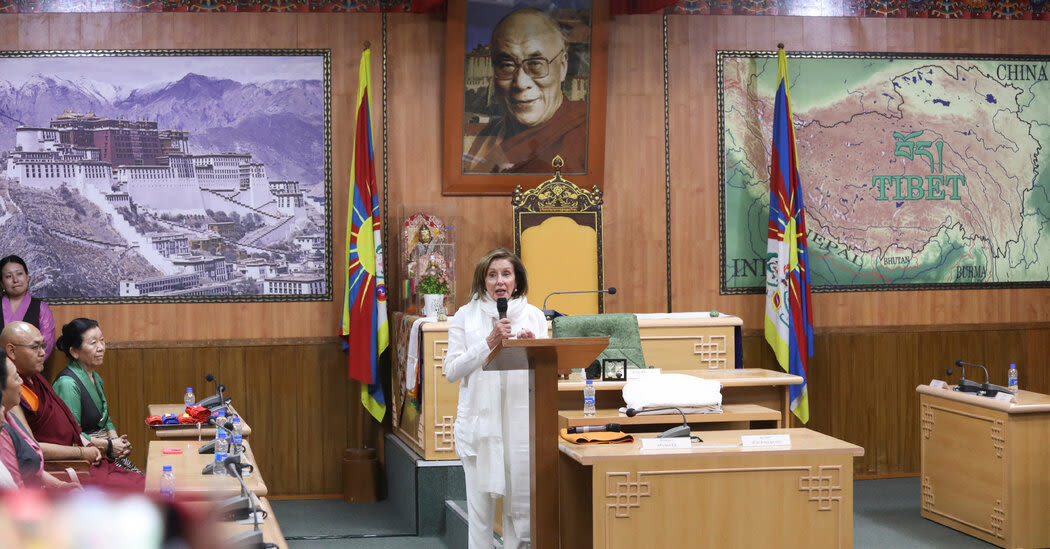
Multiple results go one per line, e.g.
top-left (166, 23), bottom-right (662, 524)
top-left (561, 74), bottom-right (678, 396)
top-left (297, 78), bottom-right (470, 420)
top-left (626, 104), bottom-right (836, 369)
top-left (342, 47), bottom-right (389, 423)
top-left (764, 46), bottom-right (814, 424)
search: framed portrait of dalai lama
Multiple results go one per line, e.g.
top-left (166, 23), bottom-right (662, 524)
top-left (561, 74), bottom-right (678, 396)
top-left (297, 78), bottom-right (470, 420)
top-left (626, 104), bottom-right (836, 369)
top-left (442, 0), bottom-right (608, 195)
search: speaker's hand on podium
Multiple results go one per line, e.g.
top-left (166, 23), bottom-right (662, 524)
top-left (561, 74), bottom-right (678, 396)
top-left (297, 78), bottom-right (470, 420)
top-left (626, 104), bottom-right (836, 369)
top-left (516, 328), bottom-right (536, 339)
top-left (487, 318), bottom-right (513, 350)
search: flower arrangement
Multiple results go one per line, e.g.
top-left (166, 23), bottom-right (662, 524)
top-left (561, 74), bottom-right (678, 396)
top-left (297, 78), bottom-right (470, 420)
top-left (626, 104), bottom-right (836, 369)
top-left (417, 273), bottom-right (450, 295)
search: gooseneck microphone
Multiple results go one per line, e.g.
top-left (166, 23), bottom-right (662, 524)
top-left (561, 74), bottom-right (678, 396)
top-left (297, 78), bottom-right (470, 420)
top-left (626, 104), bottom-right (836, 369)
top-left (626, 406), bottom-right (692, 438)
top-left (542, 287), bottom-right (617, 310)
top-left (496, 297), bottom-right (508, 320)
top-left (567, 423), bottom-right (622, 434)
top-left (198, 373), bottom-right (230, 411)
top-left (949, 360), bottom-right (1012, 397)
top-left (946, 361), bottom-right (985, 393)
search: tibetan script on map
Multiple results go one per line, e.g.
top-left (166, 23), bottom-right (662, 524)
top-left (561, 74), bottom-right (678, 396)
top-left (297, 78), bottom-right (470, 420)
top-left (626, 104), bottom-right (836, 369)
top-left (719, 51), bottom-right (1050, 293)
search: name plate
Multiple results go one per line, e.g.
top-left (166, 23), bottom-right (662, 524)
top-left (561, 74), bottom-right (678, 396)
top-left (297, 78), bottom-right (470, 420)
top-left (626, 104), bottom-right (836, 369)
top-left (627, 368), bottom-right (661, 378)
top-left (929, 379), bottom-right (949, 389)
top-left (641, 438), bottom-right (691, 450)
top-left (995, 391), bottom-right (1016, 403)
top-left (741, 434), bottom-right (791, 447)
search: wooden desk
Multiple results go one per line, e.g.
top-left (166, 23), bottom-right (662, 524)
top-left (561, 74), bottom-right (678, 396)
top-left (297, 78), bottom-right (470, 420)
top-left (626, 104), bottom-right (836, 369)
top-left (216, 497), bottom-right (288, 549)
top-left (558, 368), bottom-right (803, 427)
top-left (148, 404), bottom-right (253, 439)
top-left (918, 385), bottom-right (1050, 549)
top-left (145, 439), bottom-right (267, 500)
top-left (559, 403), bottom-right (782, 431)
top-left (559, 428), bottom-right (863, 549)
top-left (392, 313), bottom-right (744, 461)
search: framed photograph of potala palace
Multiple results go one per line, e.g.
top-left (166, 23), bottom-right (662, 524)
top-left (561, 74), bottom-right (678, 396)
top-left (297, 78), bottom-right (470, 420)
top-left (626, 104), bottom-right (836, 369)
top-left (717, 51), bottom-right (1050, 294)
top-left (0, 49), bottom-right (332, 304)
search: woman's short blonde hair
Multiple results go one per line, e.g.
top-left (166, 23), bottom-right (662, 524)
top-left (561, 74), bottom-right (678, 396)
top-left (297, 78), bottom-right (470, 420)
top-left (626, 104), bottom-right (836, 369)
top-left (469, 248), bottom-right (528, 301)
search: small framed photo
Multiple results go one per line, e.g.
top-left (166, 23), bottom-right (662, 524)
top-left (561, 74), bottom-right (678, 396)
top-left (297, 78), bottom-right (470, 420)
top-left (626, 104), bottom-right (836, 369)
top-left (602, 358), bottom-right (627, 381)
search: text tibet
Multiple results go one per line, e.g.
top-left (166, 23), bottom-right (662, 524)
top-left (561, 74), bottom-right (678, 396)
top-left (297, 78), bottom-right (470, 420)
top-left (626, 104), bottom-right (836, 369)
top-left (872, 130), bottom-right (966, 202)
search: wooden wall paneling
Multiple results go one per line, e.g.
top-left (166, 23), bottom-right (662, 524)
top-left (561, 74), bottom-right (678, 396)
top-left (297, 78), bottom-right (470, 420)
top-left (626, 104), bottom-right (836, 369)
top-left (0, 12), bottom-right (17, 43)
top-left (885, 330), bottom-right (922, 475)
top-left (602, 15), bottom-right (667, 314)
top-left (263, 345), bottom-right (303, 495)
top-left (981, 329), bottom-right (1024, 388)
top-left (243, 346), bottom-right (278, 490)
top-left (873, 330), bottom-right (911, 475)
top-left (102, 348), bottom-right (149, 471)
top-left (1021, 327), bottom-right (1049, 395)
top-left (14, 14), bottom-right (48, 48)
top-left (319, 344), bottom-right (351, 492)
top-left (293, 344), bottom-right (326, 495)
top-left (215, 347), bottom-right (248, 419)
top-left (385, 14), bottom-right (514, 313)
top-left (666, 16), bottom-right (715, 314)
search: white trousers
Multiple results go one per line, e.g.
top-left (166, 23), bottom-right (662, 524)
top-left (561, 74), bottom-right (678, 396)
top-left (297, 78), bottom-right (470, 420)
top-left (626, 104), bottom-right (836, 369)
top-left (461, 454), bottom-right (530, 549)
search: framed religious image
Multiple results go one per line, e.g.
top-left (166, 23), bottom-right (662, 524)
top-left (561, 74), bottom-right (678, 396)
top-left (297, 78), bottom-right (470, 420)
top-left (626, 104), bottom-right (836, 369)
top-left (0, 49), bottom-right (330, 304)
top-left (442, 0), bottom-right (608, 195)
top-left (602, 358), bottom-right (626, 381)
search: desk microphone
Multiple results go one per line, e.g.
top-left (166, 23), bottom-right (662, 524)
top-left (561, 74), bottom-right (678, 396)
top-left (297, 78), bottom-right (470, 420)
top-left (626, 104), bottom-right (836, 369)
top-left (951, 360), bottom-right (1012, 397)
top-left (198, 373), bottom-right (230, 411)
top-left (947, 360), bottom-right (986, 393)
top-left (496, 297), bottom-right (508, 319)
top-left (567, 423), bottom-right (622, 434)
top-left (542, 287), bottom-right (616, 319)
top-left (218, 456), bottom-right (265, 547)
top-left (625, 406), bottom-right (691, 438)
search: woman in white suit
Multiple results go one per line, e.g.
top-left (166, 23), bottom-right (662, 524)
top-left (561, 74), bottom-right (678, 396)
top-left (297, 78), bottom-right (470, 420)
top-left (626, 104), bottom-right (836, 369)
top-left (443, 248), bottom-right (547, 549)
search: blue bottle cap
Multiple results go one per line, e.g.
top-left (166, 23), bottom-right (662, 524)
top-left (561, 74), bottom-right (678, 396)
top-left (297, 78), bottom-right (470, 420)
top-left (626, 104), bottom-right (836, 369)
top-left (186, 387), bottom-right (193, 392)
top-left (163, 465), bottom-right (173, 472)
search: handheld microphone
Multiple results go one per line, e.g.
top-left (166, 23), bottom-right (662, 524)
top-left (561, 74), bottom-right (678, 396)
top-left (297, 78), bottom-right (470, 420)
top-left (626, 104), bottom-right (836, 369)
top-left (541, 287), bottom-right (617, 319)
top-left (567, 423), bottom-right (622, 434)
top-left (625, 406), bottom-right (692, 439)
top-left (496, 297), bottom-right (508, 320)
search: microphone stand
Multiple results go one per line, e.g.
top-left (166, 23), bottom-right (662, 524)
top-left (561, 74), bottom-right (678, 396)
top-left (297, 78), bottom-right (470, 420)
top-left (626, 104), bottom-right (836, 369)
top-left (542, 287), bottom-right (617, 320)
top-left (222, 456), bottom-right (265, 548)
top-left (626, 406), bottom-right (698, 440)
top-left (950, 361), bottom-right (1011, 396)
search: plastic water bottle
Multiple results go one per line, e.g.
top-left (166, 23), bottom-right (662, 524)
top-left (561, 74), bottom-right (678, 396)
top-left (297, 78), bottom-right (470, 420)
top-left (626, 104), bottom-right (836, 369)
top-left (232, 433), bottom-right (243, 455)
top-left (214, 430), bottom-right (229, 476)
top-left (184, 387), bottom-right (195, 407)
top-left (160, 465), bottom-right (175, 501)
top-left (215, 410), bottom-right (227, 429)
top-left (583, 380), bottom-right (596, 417)
top-left (231, 416), bottom-right (243, 437)
top-left (1008, 364), bottom-right (1019, 394)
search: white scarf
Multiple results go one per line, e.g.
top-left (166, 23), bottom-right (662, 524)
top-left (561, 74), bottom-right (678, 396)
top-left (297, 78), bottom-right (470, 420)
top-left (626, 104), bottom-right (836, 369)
top-left (462, 295), bottom-right (530, 510)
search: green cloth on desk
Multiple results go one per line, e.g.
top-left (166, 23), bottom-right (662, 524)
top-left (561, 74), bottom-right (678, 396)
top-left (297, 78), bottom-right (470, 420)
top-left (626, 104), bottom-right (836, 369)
top-left (52, 361), bottom-right (115, 433)
top-left (552, 313), bottom-right (646, 369)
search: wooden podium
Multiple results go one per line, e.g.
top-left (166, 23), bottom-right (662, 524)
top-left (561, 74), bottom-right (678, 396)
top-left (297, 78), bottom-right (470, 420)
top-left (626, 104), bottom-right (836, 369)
top-left (484, 336), bottom-right (609, 549)
top-left (918, 385), bottom-right (1050, 549)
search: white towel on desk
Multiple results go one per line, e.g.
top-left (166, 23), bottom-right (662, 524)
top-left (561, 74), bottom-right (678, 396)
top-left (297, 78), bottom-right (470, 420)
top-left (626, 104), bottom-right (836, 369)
top-left (622, 373), bottom-right (723, 411)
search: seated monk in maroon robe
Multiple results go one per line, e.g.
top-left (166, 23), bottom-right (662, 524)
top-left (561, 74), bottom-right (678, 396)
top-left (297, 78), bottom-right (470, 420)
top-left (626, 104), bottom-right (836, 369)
top-left (17, 371), bottom-right (143, 491)
top-left (3, 321), bottom-right (142, 492)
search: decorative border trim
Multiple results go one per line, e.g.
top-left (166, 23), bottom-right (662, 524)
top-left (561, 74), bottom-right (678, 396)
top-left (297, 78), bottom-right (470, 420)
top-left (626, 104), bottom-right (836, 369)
top-left (604, 465), bottom-right (848, 546)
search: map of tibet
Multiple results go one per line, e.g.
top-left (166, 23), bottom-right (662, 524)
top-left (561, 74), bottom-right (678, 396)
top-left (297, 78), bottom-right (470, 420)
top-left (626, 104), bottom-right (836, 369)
top-left (719, 53), bottom-right (1050, 292)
